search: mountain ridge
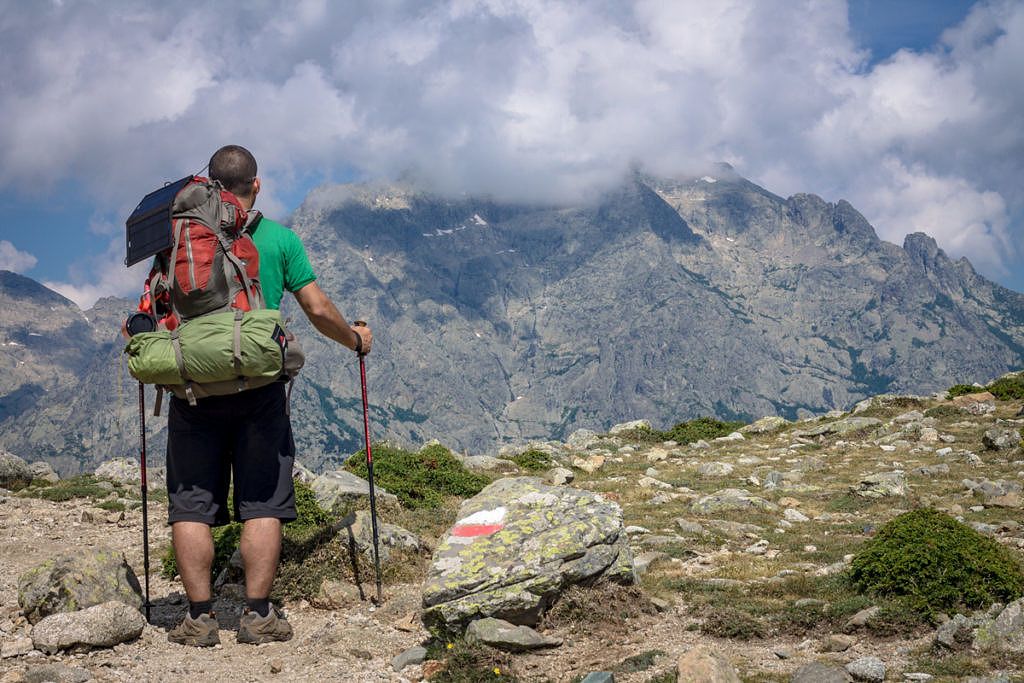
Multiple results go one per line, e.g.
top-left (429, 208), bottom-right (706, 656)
top-left (2, 169), bottom-right (1023, 474)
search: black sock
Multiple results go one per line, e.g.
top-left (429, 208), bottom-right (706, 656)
top-left (188, 600), bottom-right (213, 619)
top-left (246, 597), bottom-right (271, 617)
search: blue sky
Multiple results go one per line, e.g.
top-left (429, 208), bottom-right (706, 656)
top-left (0, 0), bottom-right (1020, 307)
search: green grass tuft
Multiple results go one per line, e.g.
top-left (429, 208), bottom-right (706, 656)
top-left (509, 448), bottom-right (554, 472)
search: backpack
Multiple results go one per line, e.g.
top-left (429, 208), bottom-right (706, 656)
top-left (124, 176), bottom-right (303, 408)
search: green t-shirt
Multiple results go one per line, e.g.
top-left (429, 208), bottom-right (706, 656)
top-left (247, 216), bottom-right (317, 310)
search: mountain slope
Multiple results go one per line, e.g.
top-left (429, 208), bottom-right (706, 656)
top-left (2, 168), bottom-right (1023, 474)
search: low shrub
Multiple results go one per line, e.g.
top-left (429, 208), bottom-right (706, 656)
top-left (615, 417), bottom-right (745, 445)
top-left (924, 404), bottom-right (962, 419)
top-left (700, 606), bottom-right (766, 639)
top-left (18, 475), bottom-right (116, 502)
top-left (509, 448), bottom-right (554, 472)
top-left (345, 443), bottom-right (489, 509)
top-left (947, 383), bottom-right (979, 398)
top-left (848, 508), bottom-right (1024, 615)
top-left (986, 375), bottom-right (1024, 400)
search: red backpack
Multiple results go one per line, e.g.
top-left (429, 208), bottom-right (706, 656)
top-left (136, 176), bottom-right (263, 329)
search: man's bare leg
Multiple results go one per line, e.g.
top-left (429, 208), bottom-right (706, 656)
top-left (240, 517), bottom-right (282, 599)
top-left (171, 521), bottom-right (214, 602)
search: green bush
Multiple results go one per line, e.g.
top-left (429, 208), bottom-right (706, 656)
top-left (849, 508), bottom-right (1024, 614)
top-left (509, 448), bottom-right (554, 472)
top-left (947, 383), bottom-right (979, 398)
top-left (924, 404), bottom-right (963, 419)
top-left (19, 475), bottom-right (116, 502)
top-left (615, 417), bottom-right (745, 445)
top-left (986, 375), bottom-right (1024, 400)
top-left (345, 443), bottom-right (489, 509)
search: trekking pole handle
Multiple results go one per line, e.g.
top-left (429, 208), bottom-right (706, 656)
top-left (352, 320), bottom-right (368, 356)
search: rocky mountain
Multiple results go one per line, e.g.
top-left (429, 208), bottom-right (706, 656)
top-left (2, 167), bottom-right (1024, 474)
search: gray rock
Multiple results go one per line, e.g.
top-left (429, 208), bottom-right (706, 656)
top-left (675, 519), bottom-right (706, 535)
top-left (337, 510), bottom-right (420, 563)
top-left (843, 606), bottom-right (880, 631)
top-left (845, 656), bottom-right (885, 682)
top-left (697, 461), bottom-right (734, 477)
top-left (391, 645), bottom-right (427, 672)
top-left (28, 461), bottom-right (59, 484)
top-left (24, 663), bottom-right (93, 683)
top-left (299, 465), bottom-right (398, 511)
top-left (783, 508), bottom-right (810, 523)
top-left (457, 454), bottom-right (518, 472)
top-left (608, 420), bottom-right (650, 436)
top-left (983, 428), bottom-right (1022, 451)
top-left (31, 601), bottom-right (144, 654)
top-left (790, 662), bottom-right (849, 683)
top-left (18, 546), bottom-right (143, 624)
top-left (579, 674), bottom-right (615, 683)
top-left (0, 450), bottom-right (33, 490)
top-left (795, 417), bottom-right (882, 437)
top-left (312, 579), bottom-right (362, 610)
top-left (566, 429), bottom-right (602, 450)
top-left (973, 597), bottom-right (1024, 651)
top-left (422, 477), bottom-right (633, 626)
top-left (740, 416), bottom-right (790, 434)
top-left (94, 458), bottom-right (165, 488)
top-left (853, 471), bottom-right (907, 498)
top-left (464, 617), bottom-right (562, 651)
top-left (934, 613), bottom-right (972, 650)
top-left (676, 645), bottom-right (741, 683)
top-left (691, 488), bottom-right (778, 514)
top-left (902, 675), bottom-right (934, 682)
top-left (1, 635), bottom-right (34, 658)
top-left (632, 551), bottom-right (669, 576)
top-left (544, 467), bottom-right (574, 486)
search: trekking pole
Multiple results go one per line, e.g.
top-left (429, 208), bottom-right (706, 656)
top-left (353, 321), bottom-right (382, 604)
top-left (137, 381), bottom-right (151, 622)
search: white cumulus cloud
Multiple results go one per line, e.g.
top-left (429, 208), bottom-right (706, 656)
top-left (1, 0), bottom-right (1022, 304)
top-left (0, 240), bottom-right (38, 273)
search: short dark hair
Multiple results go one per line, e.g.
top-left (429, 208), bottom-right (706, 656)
top-left (209, 145), bottom-right (257, 197)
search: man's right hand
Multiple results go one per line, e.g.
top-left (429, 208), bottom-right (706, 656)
top-left (352, 324), bottom-right (373, 355)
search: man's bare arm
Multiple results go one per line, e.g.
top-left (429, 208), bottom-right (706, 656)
top-left (292, 282), bottom-right (372, 354)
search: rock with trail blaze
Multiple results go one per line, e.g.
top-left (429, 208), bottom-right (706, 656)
top-left (422, 477), bottom-right (633, 627)
top-left (31, 601), bottom-right (145, 654)
top-left (18, 546), bottom-right (143, 624)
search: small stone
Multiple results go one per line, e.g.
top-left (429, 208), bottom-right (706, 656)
top-left (313, 579), bottom-right (361, 610)
top-left (649, 598), bottom-right (671, 613)
top-left (783, 508), bottom-right (809, 522)
top-left (821, 633), bottom-right (856, 652)
top-left (903, 674), bottom-right (934, 681)
top-left (744, 540), bottom-right (769, 555)
top-left (1, 636), bottom-right (33, 658)
top-left (544, 467), bottom-right (574, 486)
top-left (349, 648), bottom-right (372, 660)
top-left (579, 674), bottom-right (615, 683)
top-left (778, 497), bottom-right (801, 507)
top-left (421, 661), bottom-right (446, 678)
top-left (572, 455), bottom-right (605, 473)
top-left (844, 606), bottom-right (880, 631)
top-left (391, 645), bottom-right (427, 672)
top-left (646, 448), bottom-right (670, 463)
top-left (465, 618), bottom-right (562, 652)
top-left (791, 662), bottom-right (848, 683)
top-left (773, 647), bottom-right (792, 659)
top-left (675, 519), bottom-right (706, 535)
top-left (676, 645), bottom-right (741, 682)
top-left (633, 552), bottom-right (669, 576)
top-left (269, 659), bottom-right (284, 674)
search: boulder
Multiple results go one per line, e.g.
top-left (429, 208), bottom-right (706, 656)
top-left (337, 510), bottom-right (421, 563)
top-left (697, 462), bottom-right (734, 477)
top-left (795, 417), bottom-right (881, 438)
top-left (391, 645), bottom-right (427, 672)
top-left (740, 416), bottom-right (790, 435)
top-left (544, 467), bottom-right (574, 486)
top-left (18, 546), bottom-right (143, 624)
top-left (845, 656), bottom-right (885, 682)
top-left (0, 450), bottom-right (33, 490)
top-left (675, 645), bottom-right (741, 682)
top-left (790, 662), bottom-right (849, 683)
top-left (974, 598), bottom-right (1024, 651)
top-left (953, 391), bottom-right (997, 415)
top-left (982, 428), bottom-right (1022, 451)
top-left (691, 489), bottom-right (777, 514)
top-left (608, 420), bottom-right (650, 436)
top-left (30, 601), bottom-right (144, 654)
top-left (28, 461), bottom-right (59, 484)
top-left (853, 471), bottom-right (907, 498)
top-left (566, 429), bottom-right (602, 450)
top-left (464, 617), bottom-right (562, 651)
top-left (297, 465), bottom-right (398, 511)
top-left (94, 458), bottom-right (165, 489)
top-left (422, 477), bottom-right (633, 626)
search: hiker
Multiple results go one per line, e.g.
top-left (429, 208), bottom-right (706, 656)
top-left (166, 145), bottom-right (373, 647)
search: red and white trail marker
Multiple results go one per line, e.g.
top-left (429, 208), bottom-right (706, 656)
top-left (451, 506), bottom-right (507, 538)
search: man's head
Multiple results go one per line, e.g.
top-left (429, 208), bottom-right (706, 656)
top-left (209, 145), bottom-right (259, 205)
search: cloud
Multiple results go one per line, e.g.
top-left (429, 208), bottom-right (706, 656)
top-left (1, 0), bottom-right (1022, 300)
top-left (0, 240), bottom-right (38, 273)
top-left (44, 238), bottom-right (149, 310)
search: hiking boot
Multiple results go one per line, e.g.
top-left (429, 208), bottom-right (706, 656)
top-left (237, 605), bottom-right (293, 644)
top-left (168, 612), bottom-right (220, 647)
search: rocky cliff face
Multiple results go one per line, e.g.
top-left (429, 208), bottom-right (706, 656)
top-left (2, 168), bottom-right (1023, 474)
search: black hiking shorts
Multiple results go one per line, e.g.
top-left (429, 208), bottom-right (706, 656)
top-left (166, 382), bottom-right (296, 526)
